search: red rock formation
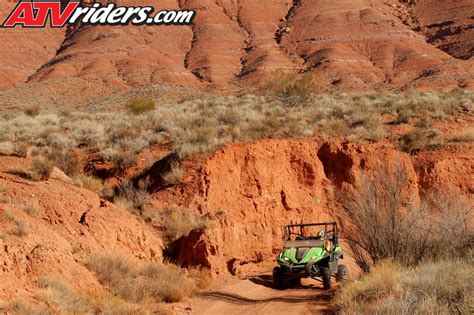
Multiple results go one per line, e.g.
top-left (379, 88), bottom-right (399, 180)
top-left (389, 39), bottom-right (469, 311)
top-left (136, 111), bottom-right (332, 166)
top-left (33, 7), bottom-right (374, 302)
top-left (164, 139), bottom-right (433, 274)
top-left (1, 0), bottom-right (472, 91)
top-left (0, 156), bottom-right (163, 302)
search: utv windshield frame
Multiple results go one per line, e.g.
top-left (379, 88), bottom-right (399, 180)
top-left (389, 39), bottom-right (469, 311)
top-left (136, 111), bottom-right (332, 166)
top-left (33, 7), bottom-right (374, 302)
top-left (283, 222), bottom-right (339, 244)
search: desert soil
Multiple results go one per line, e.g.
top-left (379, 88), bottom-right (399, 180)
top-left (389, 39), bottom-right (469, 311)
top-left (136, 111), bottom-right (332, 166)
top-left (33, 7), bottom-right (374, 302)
top-left (187, 273), bottom-right (336, 314)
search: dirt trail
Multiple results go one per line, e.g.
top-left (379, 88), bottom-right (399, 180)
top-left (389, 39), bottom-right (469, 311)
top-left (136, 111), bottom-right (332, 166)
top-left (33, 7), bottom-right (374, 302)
top-left (189, 273), bottom-right (335, 314)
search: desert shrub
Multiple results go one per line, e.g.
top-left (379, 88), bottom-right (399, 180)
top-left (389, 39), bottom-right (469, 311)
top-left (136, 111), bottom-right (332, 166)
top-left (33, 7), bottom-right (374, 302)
top-left (0, 142), bottom-right (29, 157)
top-left (106, 150), bottom-right (136, 173)
top-left (161, 162), bottom-right (183, 186)
top-left (86, 254), bottom-right (203, 304)
top-left (13, 218), bottom-right (28, 237)
top-left (115, 179), bottom-right (152, 215)
top-left (5, 166), bottom-right (32, 180)
top-left (337, 161), bottom-right (432, 270)
top-left (8, 300), bottom-right (49, 315)
top-left (6, 156), bottom-right (55, 181)
top-left (337, 160), bottom-right (472, 271)
top-left (73, 175), bottom-right (104, 195)
top-left (21, 104), bottom-right (41, 117)
top-left (260, 71), bottom-right (315, 107)
top-left (47, 149), bottom-right (81, 176)
top-left (23, 202), bottom-right (37, 216)
top-left (394, 108), bottom-right (411, 124)
top-left (450, 128), bottom-right (474, 142)
top-left (158, 207), bottom-right (210, 243)
top-left (3, 209), bottom-right (28, 237)
top-left (37, 276), bottom-right (92, 313)
top-left (426, 188), bottom-right (473, 260)
top-left (96, 297), bottom-right (149, 315)
top-left (322, 119), bottom-right (350, 138)
top-left (398, 127), bottom-right (439, 154)
top-left (187, 267), bottom-right (213, 289)
top-left (29, 157), bottom-right (55, 181)
top-left (332, 259), bottom-right (473, 314)
top-left (126, 97), bottom-right (156, 114)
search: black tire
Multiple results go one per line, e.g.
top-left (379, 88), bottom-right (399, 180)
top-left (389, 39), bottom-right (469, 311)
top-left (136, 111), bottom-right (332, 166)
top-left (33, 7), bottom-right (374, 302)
top-left (336, 264), bottom-right (349, 282)
top-left (321, 267), bottom-right (332, 289)
top-left (273, 266), bottom-right (285, 289)
top-left (291, 277), bottom-right (301, 287)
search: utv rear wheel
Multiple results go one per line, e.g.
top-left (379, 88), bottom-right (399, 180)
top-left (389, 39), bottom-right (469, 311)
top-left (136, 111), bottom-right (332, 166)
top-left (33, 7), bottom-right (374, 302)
top-left (336, 264), bottom-right (349, 282)
top-left (273, 267), bottom-right (285, 289)
top-left (321, 267), bottom-right (331, 289)
top-left (291, 277), bottom-right (301, 287)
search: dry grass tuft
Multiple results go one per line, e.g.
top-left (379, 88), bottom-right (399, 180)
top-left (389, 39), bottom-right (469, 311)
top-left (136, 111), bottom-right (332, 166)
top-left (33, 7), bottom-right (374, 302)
top-left (126, 97), bottom-right (156, 114)
top-left (74, 175), bottom-right (104, 196)
top-left (3, 209), bottom-right (29, 237)
top-left (47, 149), bottom-right (81, 176)
top-left (23, 202), bottom-right (37, 216)
top-left (332, 259), bottom-right (473, 314)
top-left (6, 166), bottom-right (33, 180)
top-left (450, 128), bottom-right (474, 142)
top-left (398, 127), bottom-right (439, 154)
top-left (86, 254), bottom-right (210, 304)
top-left (161, 162), bottom-right (184, 186)
top-left (157, 207), bottom-right (210, 243)
top-left (21, 104), bottom-right (41, 117)
top-left (114, 179), bottom-right (152, 215)
top-left (37, 276), bottom-right (92, 313)
top-left (29, 157), bottom-right (55, 181)
top-left (9, 300), bottom-right (49, 315)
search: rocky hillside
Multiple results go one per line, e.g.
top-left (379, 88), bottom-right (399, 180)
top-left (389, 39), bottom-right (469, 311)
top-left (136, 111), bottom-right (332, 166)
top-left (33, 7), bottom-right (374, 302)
top-left (0, 0), bottom-right (472, 91)
top-left (156, 139), bottom-right (473, 275)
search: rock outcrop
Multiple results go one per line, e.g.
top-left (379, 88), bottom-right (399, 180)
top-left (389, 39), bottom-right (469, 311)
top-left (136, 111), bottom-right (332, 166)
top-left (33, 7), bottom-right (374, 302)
top-left (0, 0), bottom-right (473, 91)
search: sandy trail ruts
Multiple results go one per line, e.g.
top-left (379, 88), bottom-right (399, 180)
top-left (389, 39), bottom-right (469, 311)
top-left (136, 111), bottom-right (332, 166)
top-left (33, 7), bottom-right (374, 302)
top-left (188, 272), bottom-right (337, 314)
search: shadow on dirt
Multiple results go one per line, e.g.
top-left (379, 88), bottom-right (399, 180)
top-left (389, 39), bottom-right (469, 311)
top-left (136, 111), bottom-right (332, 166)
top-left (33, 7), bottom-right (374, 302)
top-left (199, 291), bottom-right (333, 305)
top-left (246, 274), bottom-right (324, 290)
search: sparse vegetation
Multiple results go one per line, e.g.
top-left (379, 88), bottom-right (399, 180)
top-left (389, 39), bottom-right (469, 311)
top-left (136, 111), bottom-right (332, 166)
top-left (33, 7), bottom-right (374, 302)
top-left (3, 209), bottom-right (29, 237)
top-left (337, 161), bottom-right (472, 270)
top-left (332, 259), bottom-right (473, 314)
top-left (86, 254), bottom-right (211, 304)
top-left (161, 162), bottom-right (184, 186)
top-left (0, 90), bottom-right (470, 162)
top-left (126, 97), bottom-right (156, 114)
top-left (30, 157), bottom-right (55, 181)
top-left (73, 175), bottom-right (104, 196)
top-left (260, 71), bottom-right (315, 107)
top-left (156, 207), bottom-right (210, 243)
top-left (21, 104), bottom-right (41, 117)
top-left (450, 128), bottom-right (474, 142)
top-left (114, 179), bottom-right (152, 215)
top-left (37, 276), bottom-right (92, 314)
top-left (23, 202), bottom-right (37, 216)
top-left (47, 149), bottom-right (81, 176)
top-left (9, 300), bottom-right (49, 315)
top-left (398, 127), bottom-right (440, 154)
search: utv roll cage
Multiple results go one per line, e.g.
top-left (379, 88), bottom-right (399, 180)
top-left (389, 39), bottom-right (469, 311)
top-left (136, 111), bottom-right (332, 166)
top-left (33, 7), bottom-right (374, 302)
top-left (283, 222), bottom-right (339, 244)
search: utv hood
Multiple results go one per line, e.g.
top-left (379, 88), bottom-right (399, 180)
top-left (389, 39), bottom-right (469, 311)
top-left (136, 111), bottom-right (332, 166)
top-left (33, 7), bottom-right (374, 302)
top-left (277, 241), bottom-right (326, 265)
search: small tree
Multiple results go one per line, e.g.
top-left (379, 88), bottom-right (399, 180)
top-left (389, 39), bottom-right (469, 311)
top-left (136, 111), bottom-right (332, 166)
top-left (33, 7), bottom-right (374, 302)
top-left (337, 160), bottom-right (431, 270)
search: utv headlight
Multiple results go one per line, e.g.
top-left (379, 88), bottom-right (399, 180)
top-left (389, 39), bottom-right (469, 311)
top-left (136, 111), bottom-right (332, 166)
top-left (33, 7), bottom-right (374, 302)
top-left (283, 257), bottom-right (290, 262)
top-left (311, 256), bottom-right (318, 260)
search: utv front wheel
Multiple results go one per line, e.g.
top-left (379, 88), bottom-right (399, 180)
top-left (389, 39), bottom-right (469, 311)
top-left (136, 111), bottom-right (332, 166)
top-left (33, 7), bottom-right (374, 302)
top-left (336, 264), bottom-right (349, 282)
top-left (321, 267), bottom-right (331, 289)
top-left (273, 267), bottom-right (285, 289)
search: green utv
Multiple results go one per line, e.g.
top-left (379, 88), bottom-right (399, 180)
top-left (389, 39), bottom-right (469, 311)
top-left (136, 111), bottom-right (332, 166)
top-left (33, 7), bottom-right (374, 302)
top-left (273, 222), bottom-right (348, 289)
